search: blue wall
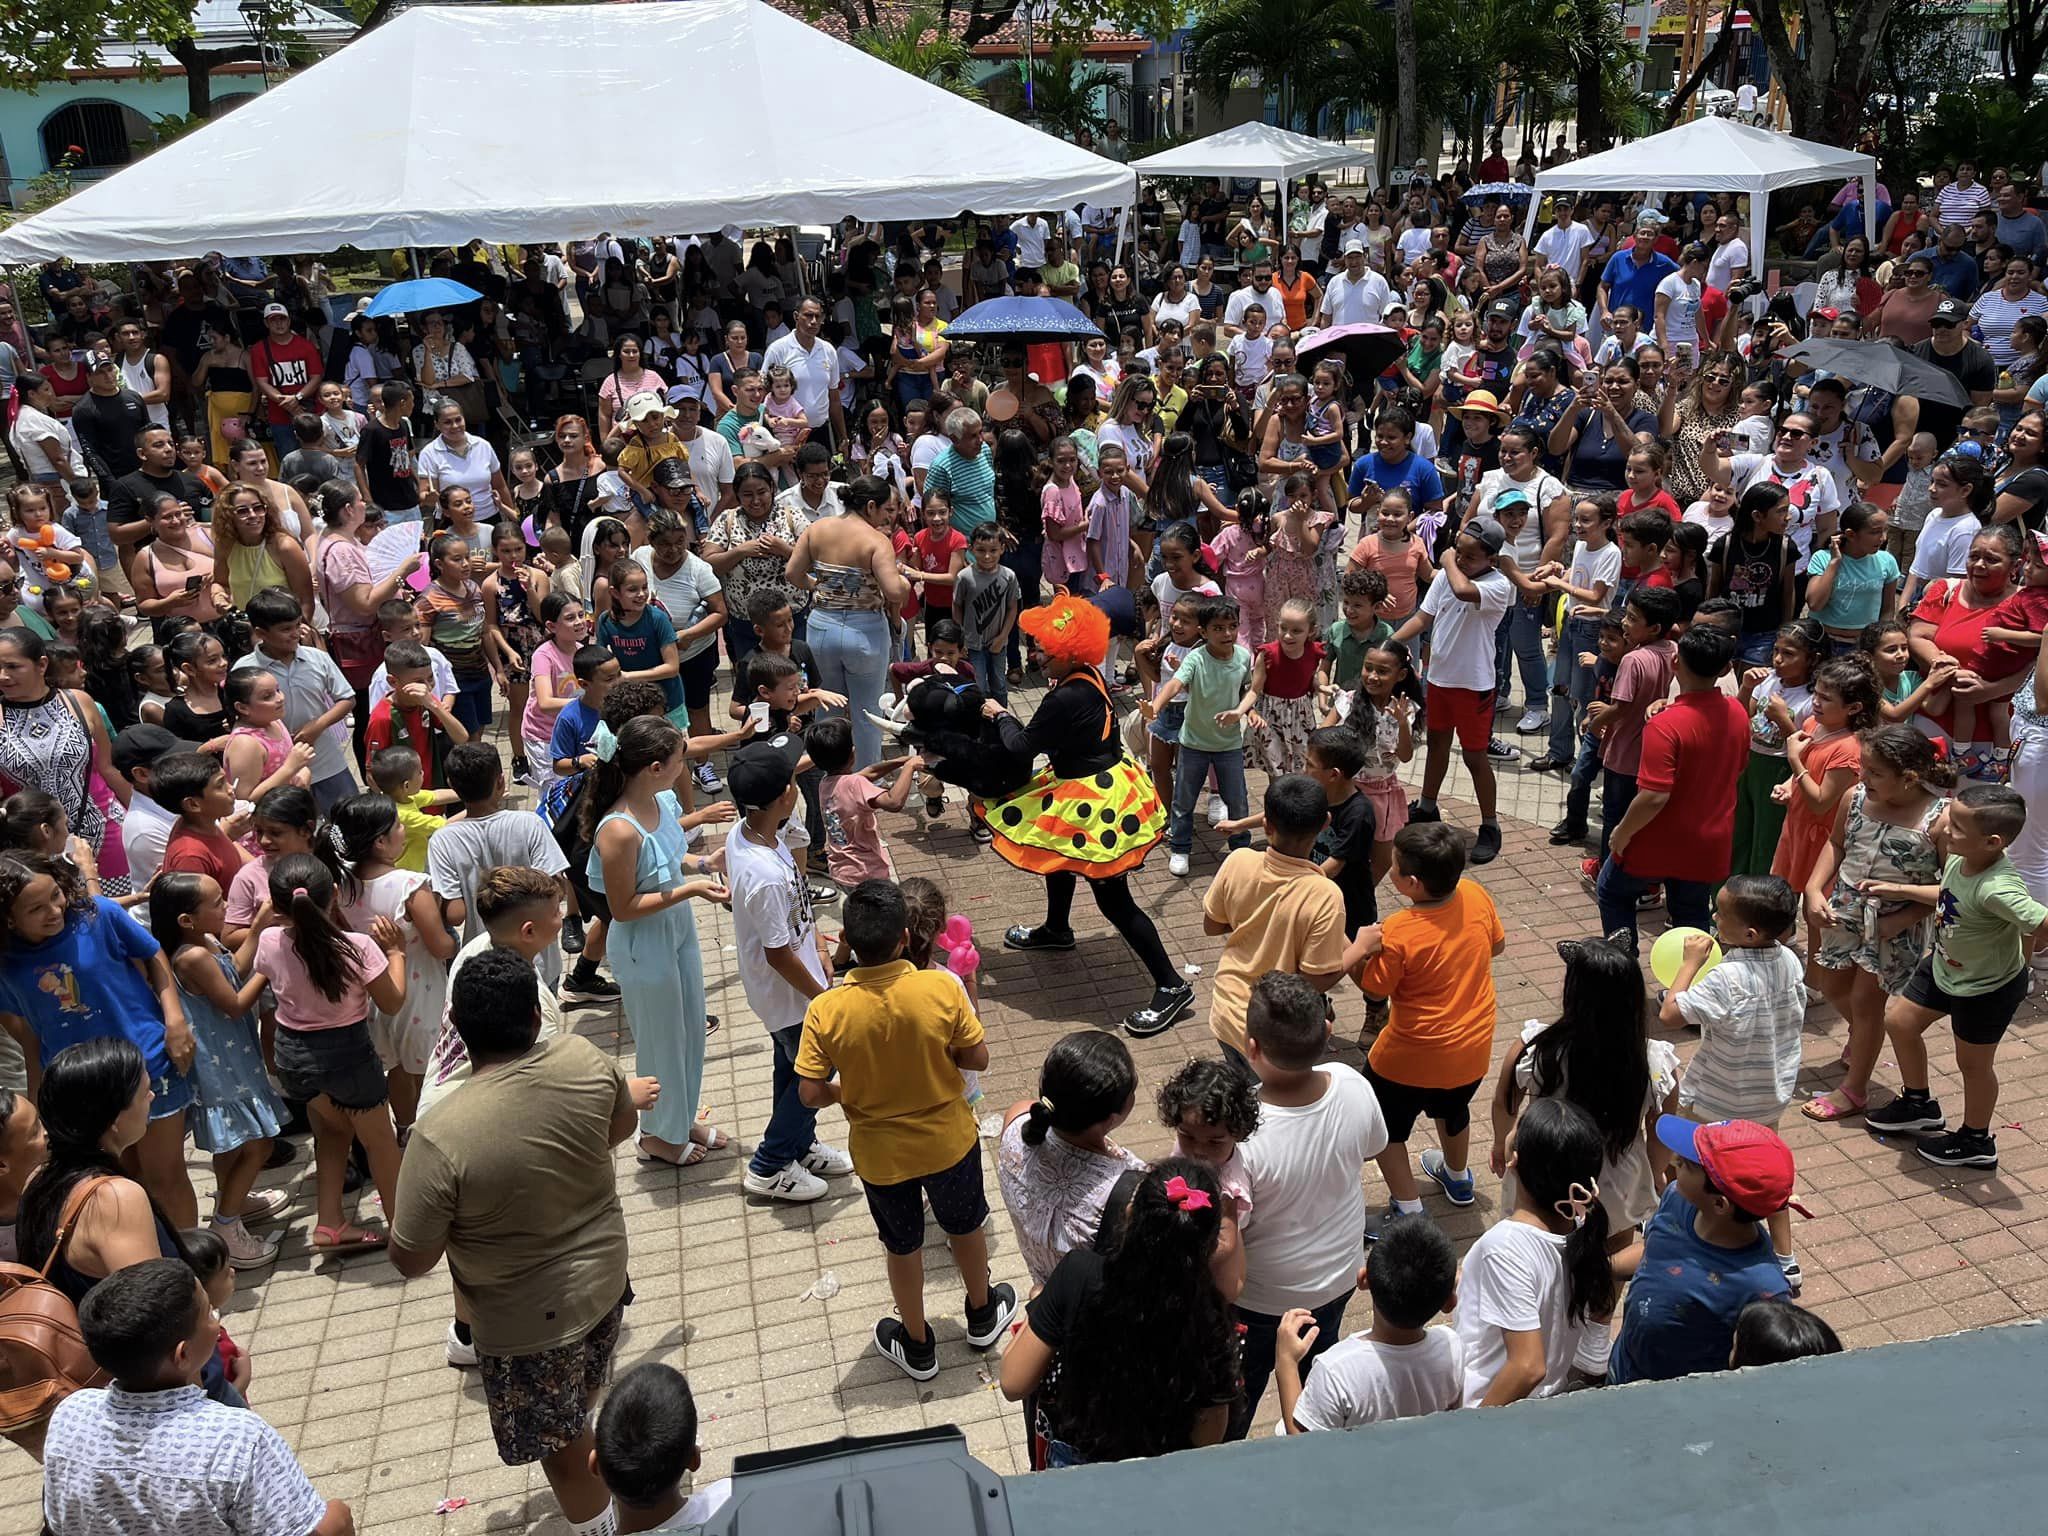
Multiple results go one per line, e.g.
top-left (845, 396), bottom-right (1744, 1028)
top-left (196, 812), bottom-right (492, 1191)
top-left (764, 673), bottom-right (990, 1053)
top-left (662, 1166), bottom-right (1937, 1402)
top-left (0, 76), bottom-right (262, 203)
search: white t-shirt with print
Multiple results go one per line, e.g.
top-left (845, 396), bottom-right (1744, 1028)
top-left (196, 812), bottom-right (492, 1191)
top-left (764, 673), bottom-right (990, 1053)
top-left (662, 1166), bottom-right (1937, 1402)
top-left (722, 823), bottom-right (822, 1035)
top-left (1726, 453), bottom-right (1843, 561)
top-left (1420, 566), bottom-right (1514, 691)
top-left (1654, 272), bottom-right (1703, 348)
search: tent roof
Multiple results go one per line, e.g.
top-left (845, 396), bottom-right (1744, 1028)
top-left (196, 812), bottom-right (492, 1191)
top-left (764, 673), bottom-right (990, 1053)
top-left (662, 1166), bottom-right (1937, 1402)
top-left (1529, 117), bottom-right (1874, 196)
top-left (0, 0), bottom-right (1135, 264)
top-left (1131, 121), bottom-right (1373, 182)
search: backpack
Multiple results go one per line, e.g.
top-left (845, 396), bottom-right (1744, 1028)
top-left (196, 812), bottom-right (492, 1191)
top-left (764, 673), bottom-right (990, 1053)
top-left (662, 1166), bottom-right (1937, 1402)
top-left (0, 1175), bottom-right (117, 1432)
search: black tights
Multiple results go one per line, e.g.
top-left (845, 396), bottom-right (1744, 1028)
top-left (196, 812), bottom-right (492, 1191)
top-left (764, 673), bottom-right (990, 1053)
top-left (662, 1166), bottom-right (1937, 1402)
top-left (1044, 871), bottom-right (1179, 991)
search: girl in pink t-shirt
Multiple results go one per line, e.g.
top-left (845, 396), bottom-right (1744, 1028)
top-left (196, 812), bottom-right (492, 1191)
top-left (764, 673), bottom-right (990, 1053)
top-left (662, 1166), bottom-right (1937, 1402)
top-left (520, 592), bottom-right (591, 793)
top-left (1347, 489), bottom-right (1436, 621)
top-left (1040, 437), bottom-right (1091, 588)
top-left (253, 852), bottom-right (409, 1255)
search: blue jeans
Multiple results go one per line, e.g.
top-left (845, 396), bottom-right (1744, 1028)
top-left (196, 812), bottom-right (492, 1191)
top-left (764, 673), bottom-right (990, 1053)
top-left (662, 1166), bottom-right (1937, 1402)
top-left (1001, 543), bottom-right (1042, 673)
top-left (807, 607), bottom-right (891, 767)
top-left (1170, 744), bottom-right (1249, 855)
top-left (1562, 726), bottom-right (1602, 832)
top-left (749, 1024), bottom-right (819, 1177)
top-left (269, 421), bottom-right (299, 462)
top-left (968, 647), bottom-right (1008, 704)
top-left (1595, 856), bottom-right (1713, 949)
top-left (1599, 768), bottom-right (1637, 863)
top-left (1737, 628), bottom-right (1777, 666)
top-left (1494, 600), bottom-right (1548, 716)
top-left (1230, 1289), bottom-right (1352, 1440)
top-left (1548, 615), bottom-right (1602, 763)
top-left (451, 671), bottom-right (494, 734)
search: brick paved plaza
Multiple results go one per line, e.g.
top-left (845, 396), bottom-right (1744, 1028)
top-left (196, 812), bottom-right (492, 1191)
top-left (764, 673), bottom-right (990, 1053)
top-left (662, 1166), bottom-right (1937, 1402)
top-left (4, 715), bottom-right (2045, 1534)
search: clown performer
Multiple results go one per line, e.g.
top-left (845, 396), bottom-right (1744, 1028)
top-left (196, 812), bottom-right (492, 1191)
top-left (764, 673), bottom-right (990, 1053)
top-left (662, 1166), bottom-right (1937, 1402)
top-left (977, 594), bottom-right (1193, 1035)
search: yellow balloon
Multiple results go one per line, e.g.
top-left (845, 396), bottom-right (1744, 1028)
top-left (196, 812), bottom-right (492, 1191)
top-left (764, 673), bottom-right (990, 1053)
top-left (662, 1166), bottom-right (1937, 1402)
top-left (1649, 926), bottom-right (1722, 989)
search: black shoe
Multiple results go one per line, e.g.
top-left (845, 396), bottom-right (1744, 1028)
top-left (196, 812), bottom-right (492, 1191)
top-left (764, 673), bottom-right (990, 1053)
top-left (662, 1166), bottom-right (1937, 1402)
top-left (1123, 982), bottom-right (1195, 1038)
top-left (1527, 754), bottom-right (1570, 774)
top-left (1917, 1128), bottom-right (1998, 1169)
top-left (560, 969), bottom-right (622, 1006)
top-left (971, 822), bottom-right (994, 844)
top-left (1485, 737), bottom-right (1521, 762)
top-left (1548, 819), bottom-right (1588, 845)
top-left (1867, 1093), bottom-right (1946, 1136)
top-left (342, 1161), bottom-right (366, 1196)
top-left (561, 915), bottom-right (586, 956)
top-left (1004, 924), bottom-right (1076, 951)
top-left (925, 794), bottom-right (946, 818)
top-left (873, 1317), bottom-right (938, 1381)
top-left (964, 1282), bottom-right (1020, 1348)
top-left (265, 1139), bottom-right (298, 1170)
top-left (1407, 800), bottom-right (1441, 823)
top-left (808, 881), bottom-right (839, 906)
top-left (1471, 823), bottom-right (1502, 864)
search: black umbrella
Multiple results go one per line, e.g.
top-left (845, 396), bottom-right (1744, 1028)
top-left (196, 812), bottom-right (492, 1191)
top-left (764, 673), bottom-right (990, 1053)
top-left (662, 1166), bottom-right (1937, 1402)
top-left (1783, 338), bottom-right (1973, 409)
top-left (1295, 323), bottom-right (1407, 386)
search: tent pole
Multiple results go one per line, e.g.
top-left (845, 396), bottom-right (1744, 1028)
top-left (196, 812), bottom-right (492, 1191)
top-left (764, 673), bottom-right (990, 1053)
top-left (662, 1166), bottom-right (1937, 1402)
top-left (1278, 173), bottom-right (1288, 256)
top-left (788, 226), bottom-right (808, 296)
top-left (1114, 203), bottom-right (1128, 267)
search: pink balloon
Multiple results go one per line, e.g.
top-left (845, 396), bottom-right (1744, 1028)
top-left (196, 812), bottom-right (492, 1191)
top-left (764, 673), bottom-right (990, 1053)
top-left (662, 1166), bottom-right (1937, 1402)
top-left (946, 943), bottom-right (980, 977)
top-left (942, 914), bottom-right (974, 950)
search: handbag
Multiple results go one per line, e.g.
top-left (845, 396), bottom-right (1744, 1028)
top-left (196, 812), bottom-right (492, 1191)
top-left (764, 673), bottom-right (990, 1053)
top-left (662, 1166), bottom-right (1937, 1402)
top-left (0, 1176), bottom-right (117, 1433)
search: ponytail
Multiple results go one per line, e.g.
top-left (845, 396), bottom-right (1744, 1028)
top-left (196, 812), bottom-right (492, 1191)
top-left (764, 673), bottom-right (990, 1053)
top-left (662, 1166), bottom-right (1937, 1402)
top-left (578, 714), bottom-right (684, 844)
top-left (1510, 1099), bottom-right (1617, 1325)
top-left (322, 792), bottom-right (400, 903)
top-left (266, 853), bottom-right (364, 1004)
top-left (1020, 1031), bottom-right (1137, 1149)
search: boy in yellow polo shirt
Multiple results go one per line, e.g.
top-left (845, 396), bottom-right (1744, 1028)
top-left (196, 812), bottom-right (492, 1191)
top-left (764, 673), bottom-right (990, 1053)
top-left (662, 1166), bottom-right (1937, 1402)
top-left (796, 879), bottom-right (1017, 1383)
top-left (1197, 774), bottom-right (1357, 1064)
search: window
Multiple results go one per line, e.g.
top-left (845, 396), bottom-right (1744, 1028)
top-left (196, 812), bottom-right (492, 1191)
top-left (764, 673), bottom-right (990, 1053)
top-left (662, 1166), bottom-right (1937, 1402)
top-left (39, 101), bottom-right (150, 175)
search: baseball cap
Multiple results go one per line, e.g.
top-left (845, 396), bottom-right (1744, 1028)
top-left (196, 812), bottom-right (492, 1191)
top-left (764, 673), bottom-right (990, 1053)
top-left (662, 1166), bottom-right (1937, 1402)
top-left (728, 737), bottom-right (798, 812)
top-left (1341, 236), bottom-right (1367, 254)
top-left (1464, 517), bottom-right (1507, 554)
top-left (1810, 305), bottom-right (1841, 323)
top-left (625, 391), bottom-right (673, 424)
top-left (651, 458), bottom-right (693, 491)
top-left (113, 723), bottom-right (200, 778)
top-left (1657, 1115), bottom-right (1810, 1220)
top-left (1930, 296), bottom-right (1968, 326)
top-left (261, 302), bottom-right (289, 319)
top-left (666, 386), bottom-right (703, 410)
top-left (1484, 297), bottom-right (1519, 322)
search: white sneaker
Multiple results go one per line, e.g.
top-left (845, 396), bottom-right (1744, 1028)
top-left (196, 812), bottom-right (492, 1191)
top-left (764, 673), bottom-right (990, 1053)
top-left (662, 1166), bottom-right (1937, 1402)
top-left (444, 1321), bottom-right (479, 1369)
top-left (1168, 852), bottom-right (1191, 877)
top-left (801, 1140), bottom-right (854, 1177)
top-left (1207, 796), bottom-right (1227, 827)
top-left (1515, 707), bottom-right (1549, 734)
top-left (742, 1161), bottom-right (828, 1202)
top-left (210, 1215), bottom-right (279, 1271)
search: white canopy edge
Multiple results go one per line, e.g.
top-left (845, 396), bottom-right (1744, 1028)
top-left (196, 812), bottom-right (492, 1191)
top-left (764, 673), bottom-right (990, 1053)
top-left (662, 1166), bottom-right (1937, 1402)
top-left (0, 0), bottom-right (1135, 264)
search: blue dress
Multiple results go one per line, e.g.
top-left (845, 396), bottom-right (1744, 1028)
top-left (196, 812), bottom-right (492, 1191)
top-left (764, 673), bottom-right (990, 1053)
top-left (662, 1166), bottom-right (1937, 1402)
top-left (587, 789), bottom-right (708, 1145)
top-left (176, 944), bottom-right (284, 1155)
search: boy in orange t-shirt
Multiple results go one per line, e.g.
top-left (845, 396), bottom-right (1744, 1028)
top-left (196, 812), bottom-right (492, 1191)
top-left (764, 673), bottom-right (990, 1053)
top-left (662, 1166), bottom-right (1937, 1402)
top-left (1354, 821), bottom-right (1505, 1225)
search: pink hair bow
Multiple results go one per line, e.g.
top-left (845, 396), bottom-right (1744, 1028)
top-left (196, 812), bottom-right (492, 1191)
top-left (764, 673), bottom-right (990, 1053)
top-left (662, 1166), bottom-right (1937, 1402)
top-left (1163, 1175), bottom-right (1213, 1212)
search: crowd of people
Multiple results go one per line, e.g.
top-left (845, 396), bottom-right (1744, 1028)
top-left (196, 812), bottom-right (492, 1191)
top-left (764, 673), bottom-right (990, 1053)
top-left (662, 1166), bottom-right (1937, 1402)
top-left (0, 141), bottom-right (2046, 1533)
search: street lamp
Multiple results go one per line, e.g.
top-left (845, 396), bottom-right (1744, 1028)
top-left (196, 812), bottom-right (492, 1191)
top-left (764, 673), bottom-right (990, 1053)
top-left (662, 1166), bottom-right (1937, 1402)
top-left (238, 0), bottom-right (276, 90)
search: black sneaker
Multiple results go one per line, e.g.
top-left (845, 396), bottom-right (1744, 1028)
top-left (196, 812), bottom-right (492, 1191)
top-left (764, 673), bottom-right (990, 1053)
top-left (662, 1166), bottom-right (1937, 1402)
top-left (1123, 982), bottom-right (1195, 1038)
top-left (264, 1138), bottom-right (299, 1170)
top-left (964, 1282), bottom-right (1020, 1348)
top-left (1776, 1252), bottom-right (1804, 1296)
top-left (1407, 800), bottom-right (1441, 823)
top-left (925, 794), bottom-right (945, 818)
top-left (1003, 924), bottom-right (1075, 951)
top-left (1917, 1128), bottom-right (1998, 1169)
top-left (808, 881), bottom-right (839, 906)
top-left (559, 969), bottom-right (622, 1006)
top-left (561, 915), bottom-right (586, 956)
top-left (872, 1317), bottom-right (938, 1382)
top-left (1867, 1093), bottom-right (1946, 1136)
top-left (1485, 737), bottom-right (1521, 762)
top-left (971, 822), bottom-right (994, 844)
top-left (1471, 823), bottom-right (1502, 864)
top-left (1548, 819), bottom-right (1587, 845)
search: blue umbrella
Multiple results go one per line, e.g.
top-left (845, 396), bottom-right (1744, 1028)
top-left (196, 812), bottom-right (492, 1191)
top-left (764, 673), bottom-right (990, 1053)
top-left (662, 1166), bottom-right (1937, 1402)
top-left (361, 277), bottom-right (484, 317)
top-left (945, 296), bottom-right (1101, 342)
top-left (1461, 181), bottom-right (1536, 206)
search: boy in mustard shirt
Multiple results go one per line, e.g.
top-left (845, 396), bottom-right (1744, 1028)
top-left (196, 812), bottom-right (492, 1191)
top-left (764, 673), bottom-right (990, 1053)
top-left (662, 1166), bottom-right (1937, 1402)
top-left (797, 879), bottom-right (1018, 1382)
top-left (1354, 822), bottom-right (1506, 1226)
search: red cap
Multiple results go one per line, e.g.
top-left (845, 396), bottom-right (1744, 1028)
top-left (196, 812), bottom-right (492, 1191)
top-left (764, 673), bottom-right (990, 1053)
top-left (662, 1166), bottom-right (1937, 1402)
top-left (1657, 1116), bottom-right (1811, 1220)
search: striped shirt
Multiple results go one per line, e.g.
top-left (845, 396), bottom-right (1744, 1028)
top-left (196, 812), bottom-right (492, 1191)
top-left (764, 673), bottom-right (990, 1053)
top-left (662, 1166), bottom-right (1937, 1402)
top-left (923, 443), bottom-right (997, 537)
top-left (1934, 180), bottom-right (1993, 230)
top-left (1675, 945), bottom-right (1808, 1123)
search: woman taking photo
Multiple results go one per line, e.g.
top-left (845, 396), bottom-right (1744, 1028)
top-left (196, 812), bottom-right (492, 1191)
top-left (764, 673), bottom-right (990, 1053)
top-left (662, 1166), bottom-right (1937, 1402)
top-left (311, 479), bottom-right (425, 762)
top-left (595, 334), bottom-right (667, 442)
top-left (1181, 356), bottom-right (1250, 496)
top-left (130, 493), bottom-right (227, 642)
top-left (985, 596), bottom-right (1189, 1036)
top-left (782, 475), bottom-right (908, 767)
top-left (1659, 350), bottom-right (1744, 505)
top-left (211, 483), bottom-right (315, 616)
top-left (998, 1158), bottom-right (1239, 1467)
top-left (1552, 361), bottom-right (1656, 493)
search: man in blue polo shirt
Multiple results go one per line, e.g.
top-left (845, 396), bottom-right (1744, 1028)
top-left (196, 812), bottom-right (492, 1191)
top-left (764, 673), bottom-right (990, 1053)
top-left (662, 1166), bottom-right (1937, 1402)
top-left (1346, 405), bottom-right (1445, 525)
top-left (1929, 222), bottom-right (1982, 302)
top-left (1598, 219), bottom-right (1678, 331)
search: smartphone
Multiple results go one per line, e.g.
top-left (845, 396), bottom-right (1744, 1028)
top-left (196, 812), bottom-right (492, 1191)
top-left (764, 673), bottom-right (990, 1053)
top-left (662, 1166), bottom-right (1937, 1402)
top-left (184, 575), bottom-right (204, 592)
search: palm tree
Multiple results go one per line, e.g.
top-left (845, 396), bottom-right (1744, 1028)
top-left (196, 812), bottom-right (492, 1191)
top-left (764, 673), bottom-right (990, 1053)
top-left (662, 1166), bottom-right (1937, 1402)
top-left (1017, 38), bottom-right (1129, 139)
top-left (853, 5), bottom-right (984, 102)
top-left (1183, 0), bottom-right (1340, 132)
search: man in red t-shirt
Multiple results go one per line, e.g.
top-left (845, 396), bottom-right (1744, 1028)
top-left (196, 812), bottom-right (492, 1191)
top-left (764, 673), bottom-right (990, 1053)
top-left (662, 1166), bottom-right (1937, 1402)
top-left (247, 303), bottom-right (324, 462)
top-left (1595, 624), bottom-right (1746, 948)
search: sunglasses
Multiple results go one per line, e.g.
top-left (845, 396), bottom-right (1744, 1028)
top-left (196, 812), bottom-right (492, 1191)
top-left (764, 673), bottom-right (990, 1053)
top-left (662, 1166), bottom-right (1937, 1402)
top-left (1778, 427), bottom-right (1810, 439)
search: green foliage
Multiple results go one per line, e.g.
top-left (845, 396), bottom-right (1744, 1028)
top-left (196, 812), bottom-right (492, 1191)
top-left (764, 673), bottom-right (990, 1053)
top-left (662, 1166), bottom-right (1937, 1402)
top-left (1901, 81), bottom-right (2048, 179)
top-left (1016, 38), bottom-right (1129, 139)
top-left (0, 0), bottom-right (306, 87)
top-left (853, 5), bottom-right (984, 100)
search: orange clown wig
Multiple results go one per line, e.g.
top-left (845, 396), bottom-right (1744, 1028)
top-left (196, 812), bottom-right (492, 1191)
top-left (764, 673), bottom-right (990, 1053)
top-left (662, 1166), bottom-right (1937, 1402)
top-left (1017, 593), bottom-right (1109, 669)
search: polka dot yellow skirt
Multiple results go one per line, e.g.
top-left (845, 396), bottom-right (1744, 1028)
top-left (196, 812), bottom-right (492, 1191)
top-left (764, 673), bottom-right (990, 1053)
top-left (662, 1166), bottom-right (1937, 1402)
top-left (975, 757), bottom-right (1166, 879)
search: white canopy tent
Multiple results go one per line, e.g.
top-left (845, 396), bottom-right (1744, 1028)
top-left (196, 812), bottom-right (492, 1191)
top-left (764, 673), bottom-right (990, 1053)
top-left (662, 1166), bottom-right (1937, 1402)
top-left (1523, 117), bottom-right (1878, 255)
top-left (0, 0), bottom-right (1136, 263)
top-left (1132, 122), bottom-right (1375, 256)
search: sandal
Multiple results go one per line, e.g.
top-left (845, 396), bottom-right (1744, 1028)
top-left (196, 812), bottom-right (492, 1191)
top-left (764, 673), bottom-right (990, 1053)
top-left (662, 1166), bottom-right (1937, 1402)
top-left (1801, 1088), bottom-right (1869, 1123)
top-left (313, 1222), bottom-right (387, 1253)
top-left (689, 1122), bottom-right (730, 1152)
top-left (636, 1136), bottom-right (713, 1166)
